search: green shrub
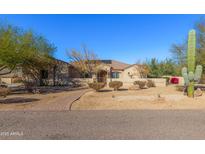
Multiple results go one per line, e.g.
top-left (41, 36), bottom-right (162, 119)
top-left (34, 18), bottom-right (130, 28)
top-left (146, 80), bottom-right (156, 88)
top-left (109, 81), bottom-right (123, 91)
top-left (88, 82), bottom-right (106, 91)
top-left (134, 81), bottom-right (146, 89)
top-left (0, 87), bottom-right (10, 98)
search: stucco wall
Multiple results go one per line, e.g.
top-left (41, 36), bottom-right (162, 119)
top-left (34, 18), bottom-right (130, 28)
top-left (177, 77), bottom-right (184, 85)
top-left (0, 78), bottom-right (12, 84)
top-left (120, 65), bottom-right (141, 80)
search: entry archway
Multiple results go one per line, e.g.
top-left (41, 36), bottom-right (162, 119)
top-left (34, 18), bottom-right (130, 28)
top-left (97, 70), bottom-right (107, 83)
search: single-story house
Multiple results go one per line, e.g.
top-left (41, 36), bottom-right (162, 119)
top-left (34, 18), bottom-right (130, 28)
top-left (68, 59), bottom-right (166, 87)
top-left (0, 59), bottom-right (167, 87)
top-left (68, 59), bottom-right (143, 80)
top-left (0, 59), bottom-right (142, 85)
top-left (91, 60), bottom-right (142, 82)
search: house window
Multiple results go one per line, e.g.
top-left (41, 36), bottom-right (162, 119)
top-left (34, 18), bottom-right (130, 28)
top-left (111, 72), bottom-right (120, 78)
top-left (41, 70), bottom-right (48, 79)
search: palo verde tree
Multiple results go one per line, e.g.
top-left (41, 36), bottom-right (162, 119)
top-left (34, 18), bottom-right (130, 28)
top-left (0, 23), bottom-right (56, 84)
top-left (0, 25), bottom-right (22, 75)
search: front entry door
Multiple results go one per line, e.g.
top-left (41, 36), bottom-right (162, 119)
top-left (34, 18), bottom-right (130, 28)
top-left (97, 70), bottom-right (107, 83)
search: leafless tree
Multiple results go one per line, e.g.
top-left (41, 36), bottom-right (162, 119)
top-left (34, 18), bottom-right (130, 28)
top-left (135, 60), bottom-right (149, 78)
top-left (67, 46), bottom-right (101, 78)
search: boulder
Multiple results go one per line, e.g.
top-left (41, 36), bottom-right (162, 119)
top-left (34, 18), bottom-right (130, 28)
top-left (194, 88), bottom-right (203, 97)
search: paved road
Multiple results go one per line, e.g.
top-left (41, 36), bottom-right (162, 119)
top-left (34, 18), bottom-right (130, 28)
top-left (1, 110), bottom-right (205, 139)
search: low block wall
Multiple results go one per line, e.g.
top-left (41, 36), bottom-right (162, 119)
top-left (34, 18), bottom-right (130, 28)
top-left (69, 78), bottom-right (93, 86)
top-left (0, 77), bottom-right (12, 84)
top-left (149, 78), bottom-right (167, 87)
top-left (177, 77), bottom-right (184, 86)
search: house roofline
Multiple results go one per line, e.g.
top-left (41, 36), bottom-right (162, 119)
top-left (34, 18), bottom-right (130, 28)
top-left (123, 64), bottom-right (138, 70)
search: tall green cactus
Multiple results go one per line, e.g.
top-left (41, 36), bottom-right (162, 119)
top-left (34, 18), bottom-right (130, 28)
top-left (182, 30), bottom-right (203, 97)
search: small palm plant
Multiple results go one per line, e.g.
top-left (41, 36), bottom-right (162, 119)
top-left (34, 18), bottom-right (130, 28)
top-left (182, 30), bottom-right (203, 97)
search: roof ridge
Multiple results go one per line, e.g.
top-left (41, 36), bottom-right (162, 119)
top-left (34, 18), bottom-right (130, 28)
top-left (111, 59), bottom-right (130, 65)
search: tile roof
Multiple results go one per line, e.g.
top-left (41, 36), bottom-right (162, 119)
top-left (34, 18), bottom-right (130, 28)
top-left (101, 60), bottom-right (130, 70)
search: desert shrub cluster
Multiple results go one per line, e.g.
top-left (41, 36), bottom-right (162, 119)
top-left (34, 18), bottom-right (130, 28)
top-left (146, 80), bottom-right (156, 88)
top-left (163, 77), bottom-right (170, 85)
top-left (23, 81), bottom-right (37, 93)
top-left (88, 82), bottom-right (106, 91)
top-left (134, 80), bottom-right (156, 89)
top-left (109, 81), bottom-right (123, 91)
top-left (175, 85), bottom-right (184, 92)
top-left (134, 81), bottom-right (146, 89)
top-left (0, 87), bottom-right (10, 98)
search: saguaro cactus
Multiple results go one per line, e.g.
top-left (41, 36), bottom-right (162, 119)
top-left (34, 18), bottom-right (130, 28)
top-left (182, 30), bottom-right (203, 97)
top-left (187, 30), bottom-right (196, 72)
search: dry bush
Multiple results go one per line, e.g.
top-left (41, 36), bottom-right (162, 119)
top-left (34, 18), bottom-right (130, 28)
top-left (163, 77), bottom-right (170, 85)
top-left (88, 82), bottom-right (106, 91)
top-left (12, 77), bottom-right (23, 83)
top-left (146, 80), bottom-right (156, 88)
top-left (23, 81), bottom-right (36, 93)
top-left (175, 85), bottom-right (184, 92)
top-left (109, 81), bottom-right (123, 91)
top-left (134, 80), bottom-right (146, 89)
top-left (0, 87), bottom-right (10, 98)
top-left (200, 74), bottom-right (205, 84)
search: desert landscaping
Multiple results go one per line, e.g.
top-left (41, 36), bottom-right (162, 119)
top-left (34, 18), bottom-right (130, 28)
top-left (1, 28), bottom-right (205, 112)
top-left (2, 14), bottom-right (205, 140)
top-left (71, 85), bottom-right (205, 110)
top-left (1, 84), bottom-right (205, 111)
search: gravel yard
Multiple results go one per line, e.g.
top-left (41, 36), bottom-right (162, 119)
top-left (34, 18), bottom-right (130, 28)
top-left (71, 85), bottom-right (205, 110)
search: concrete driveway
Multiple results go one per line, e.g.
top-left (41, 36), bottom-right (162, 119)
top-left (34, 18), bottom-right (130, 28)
top-left (1, 110), bottom-right (205, 139)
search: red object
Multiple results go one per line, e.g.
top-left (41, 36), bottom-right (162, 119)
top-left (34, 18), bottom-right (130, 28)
top-left (170, 77), bottom-right (179, 84)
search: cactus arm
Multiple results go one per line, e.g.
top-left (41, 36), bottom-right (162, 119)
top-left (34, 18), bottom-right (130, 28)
top-left (194, 65), bottom-right (203, 82)
top-left (183, 73), bottom-right (189, 85)
top-left (182, 67), bottom-right (189, 85)
top-left (182, 67), bottom-right (187, 74)
top-left (188, 71), bottom-right (194, 81)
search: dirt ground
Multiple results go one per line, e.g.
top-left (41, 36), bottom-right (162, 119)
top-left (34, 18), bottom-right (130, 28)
top-left (0, 89), bottom-right (89, 111)
top-left (71, 85), bottom-right (205, 110)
